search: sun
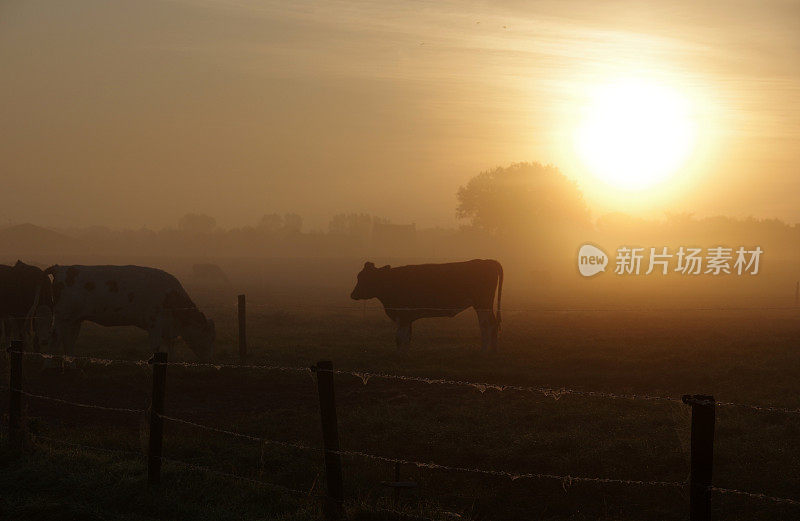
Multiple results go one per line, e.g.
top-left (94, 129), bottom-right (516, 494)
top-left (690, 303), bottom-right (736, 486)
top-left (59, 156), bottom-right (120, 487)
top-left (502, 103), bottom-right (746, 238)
top-left (576, 79), bottom-right (696, 191)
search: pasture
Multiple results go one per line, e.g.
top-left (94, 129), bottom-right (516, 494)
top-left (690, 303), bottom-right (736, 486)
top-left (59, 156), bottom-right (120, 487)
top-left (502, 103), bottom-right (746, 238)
top-left (2, 292), bottom-right (799, 520)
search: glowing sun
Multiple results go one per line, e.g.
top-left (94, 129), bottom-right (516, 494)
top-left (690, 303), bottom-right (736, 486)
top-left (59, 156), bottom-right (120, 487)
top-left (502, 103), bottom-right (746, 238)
top-left (576, 79), bottom-right (695, 191)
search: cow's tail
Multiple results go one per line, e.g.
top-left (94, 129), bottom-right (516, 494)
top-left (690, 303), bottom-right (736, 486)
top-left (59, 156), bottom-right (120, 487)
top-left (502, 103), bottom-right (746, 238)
top-left (495, 260), bottom-right (503, 332)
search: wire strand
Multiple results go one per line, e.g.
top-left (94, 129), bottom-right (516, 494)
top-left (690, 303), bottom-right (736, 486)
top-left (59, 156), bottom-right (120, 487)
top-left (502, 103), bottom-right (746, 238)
top-left (13, 388), bottom-right (146, 414)
top-left (711, 486), bottom-right (800, 507)
top-left (31, 433), bottom-right (144, 458)
top-left (329, 368), bottom-right (684, 404)
top-left (333, 448), bottom-right (687, 490)
top-left (159, 414), bottom-right (320, 452)
top-left (11, 350), bottom-right (148, 367)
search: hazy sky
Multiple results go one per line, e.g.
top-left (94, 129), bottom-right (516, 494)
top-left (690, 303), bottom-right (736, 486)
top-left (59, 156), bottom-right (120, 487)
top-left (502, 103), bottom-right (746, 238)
top-left (2, 0), bottom-right (798, 230)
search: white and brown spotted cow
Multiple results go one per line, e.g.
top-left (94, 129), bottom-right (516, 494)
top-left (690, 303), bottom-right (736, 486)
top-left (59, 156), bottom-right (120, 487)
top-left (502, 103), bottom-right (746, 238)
top-left (46, 265), bottom-right (214, 360)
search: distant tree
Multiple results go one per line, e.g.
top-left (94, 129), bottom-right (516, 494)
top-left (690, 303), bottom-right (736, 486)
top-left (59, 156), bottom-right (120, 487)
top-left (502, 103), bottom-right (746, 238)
top-left (456, 162), bottom-right (590, 235)
top-left (596, 212), bottom-right (651, 232)
top-left (257, 213), bottom-right (303, 234)
top-left (328, 213), bottom-right (389, 238)
top-left (257, 213), bottom-right (284, 233)
top-left (664, 211), bottom-right (695, 226)
top-left (283, 213), bottom-right (303, 234)
top-left (178, 213), bottom-right (216, 234)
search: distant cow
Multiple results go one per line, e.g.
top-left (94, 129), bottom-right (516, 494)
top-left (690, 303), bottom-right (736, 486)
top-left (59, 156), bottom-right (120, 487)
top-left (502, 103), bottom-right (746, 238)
top-left (350, 259), bottom-right (503, 350)
top-left (0, 260), bottom-right (54, 351)
top-left (191, 263), bottom-right (231, 288)
top-left (46, 265), bottom-right (215, 361)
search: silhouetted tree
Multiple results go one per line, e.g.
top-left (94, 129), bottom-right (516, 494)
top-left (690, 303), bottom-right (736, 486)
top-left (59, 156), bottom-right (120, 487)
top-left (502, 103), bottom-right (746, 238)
top-left (283, 213), bottom-right (303, 234)
top-left (456, 162), bottom-right (590, 235)
top-left (328, 213), bottom-right (389, 239)
top-left (178, 213), bottom-right (216, 234)
top-left (257, 213), bottom-right (302, 235)
top-left (258, 213), bottom-right (284, 233)
top-left (596, 212), bottom-right (651, 233)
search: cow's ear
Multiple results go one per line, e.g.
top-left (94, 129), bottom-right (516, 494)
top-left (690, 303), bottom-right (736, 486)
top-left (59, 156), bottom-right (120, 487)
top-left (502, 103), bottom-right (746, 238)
top-left (363, 262), bottom-right (375, 270)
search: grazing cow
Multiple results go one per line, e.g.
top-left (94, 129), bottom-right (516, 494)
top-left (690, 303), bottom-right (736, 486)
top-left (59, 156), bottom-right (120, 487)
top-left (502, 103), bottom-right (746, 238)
top-left (0, 260), bottom-right (54, 351)
top-left (46, 265), bottom-right (215, 361)
top-left (350, 259), bottom-right (503, 350)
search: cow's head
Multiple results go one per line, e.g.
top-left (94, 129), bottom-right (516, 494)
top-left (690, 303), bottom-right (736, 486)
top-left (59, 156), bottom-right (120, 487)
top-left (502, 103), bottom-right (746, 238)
top-left (180, 312), bottom-right (215, 362)
top-left (350, 262), bottom-right (390, 300)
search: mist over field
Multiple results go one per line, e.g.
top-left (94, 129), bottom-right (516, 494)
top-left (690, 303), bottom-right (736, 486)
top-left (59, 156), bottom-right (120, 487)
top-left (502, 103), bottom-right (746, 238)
top-left (2, 162), bottom-right (798, 310)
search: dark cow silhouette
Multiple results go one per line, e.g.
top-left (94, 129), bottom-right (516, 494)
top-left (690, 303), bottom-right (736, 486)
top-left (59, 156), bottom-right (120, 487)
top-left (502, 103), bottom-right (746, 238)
top-left (47, 265), bottom-right (215, 361)
top-left (0, 260), bottom-right (54, 351)
top-left (350, 259), bottom-right (503, 350)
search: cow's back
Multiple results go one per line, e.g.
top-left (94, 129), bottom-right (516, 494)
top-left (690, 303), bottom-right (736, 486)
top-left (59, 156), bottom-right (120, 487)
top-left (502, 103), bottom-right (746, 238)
top-left (50, 265), bottom-right (194, 326)
top-left (383, 259), bottom-right (500, 308)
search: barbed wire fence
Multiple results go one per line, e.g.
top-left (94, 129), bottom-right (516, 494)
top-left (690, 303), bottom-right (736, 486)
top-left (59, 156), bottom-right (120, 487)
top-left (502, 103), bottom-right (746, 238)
top-left (12, 350), bottom-right (800, 415)
top-left (5, 347), bottom-right (800, 521)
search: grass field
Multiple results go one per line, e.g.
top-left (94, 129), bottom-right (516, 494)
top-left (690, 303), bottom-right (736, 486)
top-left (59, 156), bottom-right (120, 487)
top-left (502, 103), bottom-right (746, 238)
top-left (2, 299), bottom-right (799, 520)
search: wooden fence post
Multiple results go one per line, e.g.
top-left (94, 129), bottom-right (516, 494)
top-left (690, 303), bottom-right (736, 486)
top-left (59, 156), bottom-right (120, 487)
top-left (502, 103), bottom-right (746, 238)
top-left (7, 340), bottom-right (24, 450)
top-left (148, 352), bottom-right (168, 486)
top-left (682, 394), bottom-right (715, 521)
top-left (238, 294), bottom-right (247, 360)
top-left (314, 360), bottom-right (344, 520)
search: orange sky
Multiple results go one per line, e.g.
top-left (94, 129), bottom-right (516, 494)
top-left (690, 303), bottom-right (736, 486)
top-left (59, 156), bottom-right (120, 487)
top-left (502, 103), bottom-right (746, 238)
top-left (1, 0), bottom-right (798, 229)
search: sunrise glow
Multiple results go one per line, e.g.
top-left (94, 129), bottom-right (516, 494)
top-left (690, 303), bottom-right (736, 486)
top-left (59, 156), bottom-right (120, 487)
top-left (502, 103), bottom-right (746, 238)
top-left (576, 79), bottom-right (696, 191)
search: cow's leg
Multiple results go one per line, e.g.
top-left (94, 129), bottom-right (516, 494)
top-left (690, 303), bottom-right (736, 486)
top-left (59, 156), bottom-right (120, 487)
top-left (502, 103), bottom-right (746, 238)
top-left (0, 319), bottom-right (8, 350)
top-left (13, 317), bottom-right (38, 352)
top-left (7, 318), bottom-right (22, 343)
top-left (59, 322), bottom-right (81, 356)
top-left (476, 309), bottom-right (495, 351)
top-left (46, 320), bottom-right (80, 370)
top-left (1, 318), bottom-right (23, 350)
top-left (395, 319), bottom-right (412, 349)
top-left (490, 316), bottom-right (499, 352)
top-left (23, 320), bottom-right (38, 353)
top-left (148, 327), bottom-right (163, 353)
top-left (149, 324), bottom-right (176, 358)
top-left (166, 337), bottom-right (177, 359)
top-left (162, 319), bottom-right (178, 359)
top-left (149, 316), bottom-right (179, 360)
